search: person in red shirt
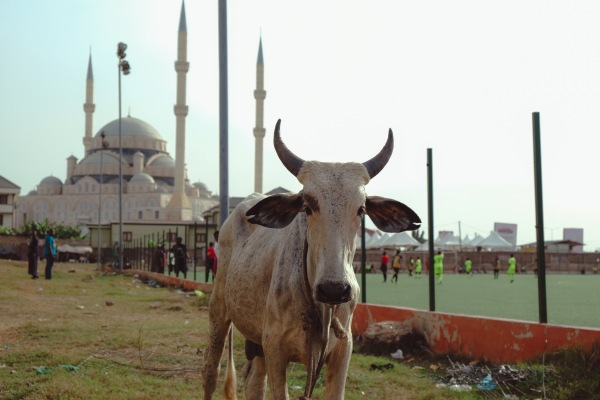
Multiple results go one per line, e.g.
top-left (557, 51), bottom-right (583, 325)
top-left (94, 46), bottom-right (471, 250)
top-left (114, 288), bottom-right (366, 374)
top-left (207, 242), bottom-right (217, 282)
top-left (381, 251), bottom-right (389, 283)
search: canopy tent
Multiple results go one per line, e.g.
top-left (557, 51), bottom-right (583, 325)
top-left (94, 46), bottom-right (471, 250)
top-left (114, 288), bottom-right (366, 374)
top-left (368, 233), bottom-right (391, 249)
top-left (354, 229), bottom-right (384, 249)
top-left (382, 232), bottom-right (421, 248)
top-left (414, 240), bottom-right (429, 251)
top-left (469, 233), bottom-right (486, 247)
top-left (461, 236), bottom-right (477, 249)
top-left (477, 231), bottom-right (514, 251)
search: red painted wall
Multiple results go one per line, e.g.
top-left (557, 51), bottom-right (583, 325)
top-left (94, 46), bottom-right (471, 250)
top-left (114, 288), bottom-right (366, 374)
top-left (135, 271), bottom-right (600, 364)
top-left (353, 303), bottom-right (600, 364)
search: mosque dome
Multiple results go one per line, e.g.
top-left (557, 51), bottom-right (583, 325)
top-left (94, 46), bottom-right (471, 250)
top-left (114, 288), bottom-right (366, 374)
top-left (39, 176), bottom-right (63, 186)
top-left (193, 181), bottom-right (208, 191)
top-left (95, 116), bottom-right (162, 140)
top-left (130, 172), bottom-right (155, 184)
top-left (77, 151), bottom-right (120, 166)
top-left (148, 155), bottom-right (175, 168)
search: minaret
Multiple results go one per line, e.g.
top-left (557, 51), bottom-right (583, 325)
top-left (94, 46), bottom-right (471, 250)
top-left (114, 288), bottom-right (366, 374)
top-left (83, 52), bottom-right (95, 153)
top-left (166, 0), bottom-right (192, 220)
top-left (253, 37), bottom-right (266, 193)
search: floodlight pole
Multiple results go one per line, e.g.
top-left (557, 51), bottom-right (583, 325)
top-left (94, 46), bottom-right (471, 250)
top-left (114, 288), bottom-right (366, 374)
top-left (116, 42), bottom-right (130, 273)
top-left (532, 112), bottom-right (548, 324)
top-left (97, 132), bottom-right (106, 270)
top-left (118, 57), bottom-right (123, 272)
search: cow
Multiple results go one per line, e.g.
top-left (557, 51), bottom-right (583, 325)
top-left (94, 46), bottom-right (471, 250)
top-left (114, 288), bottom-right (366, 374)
top-left (202, 119), bottom-right (421, 400)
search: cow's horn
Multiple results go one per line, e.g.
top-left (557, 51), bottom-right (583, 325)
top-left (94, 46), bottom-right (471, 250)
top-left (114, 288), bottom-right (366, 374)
top-left (274, 119), bottom-right (305, 177)
top-left (362, 129), bottom-right (394, 179)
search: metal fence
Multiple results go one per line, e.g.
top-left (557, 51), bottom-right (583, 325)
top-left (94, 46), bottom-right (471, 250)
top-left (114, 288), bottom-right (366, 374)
top-left (103, 228), bottom-right (213, 282)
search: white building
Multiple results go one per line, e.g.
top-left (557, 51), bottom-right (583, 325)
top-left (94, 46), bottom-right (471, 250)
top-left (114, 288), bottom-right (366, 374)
top-left (15, 2), bottom-right (217, 229)
top-left (0, 176), bottom-right (20, 229)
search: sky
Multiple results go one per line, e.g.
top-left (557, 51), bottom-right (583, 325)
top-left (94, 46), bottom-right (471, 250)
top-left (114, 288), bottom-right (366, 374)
top-left (1, 0), bottom-right (600, 250)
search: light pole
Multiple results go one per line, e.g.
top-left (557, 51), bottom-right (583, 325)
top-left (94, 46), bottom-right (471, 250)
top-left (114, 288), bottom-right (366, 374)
top-left (96, 131), bottom-right (108, 270)
top-left (117, 42), bottom-right (131, 273)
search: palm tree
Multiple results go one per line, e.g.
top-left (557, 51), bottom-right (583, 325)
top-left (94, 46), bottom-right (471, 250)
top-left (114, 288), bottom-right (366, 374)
top-left (411, 229), bottom-right (426, 243)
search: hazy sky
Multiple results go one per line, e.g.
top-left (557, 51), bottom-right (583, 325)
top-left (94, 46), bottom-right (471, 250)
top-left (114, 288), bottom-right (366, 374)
top-left (1, 0), bottom-right (599, 250)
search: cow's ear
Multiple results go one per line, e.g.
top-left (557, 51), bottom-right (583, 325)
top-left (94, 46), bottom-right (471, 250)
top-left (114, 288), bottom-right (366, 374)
top-left (365, 196), bottom-right (421, 233)
top-left (246, 194), bottom-right (304, 229)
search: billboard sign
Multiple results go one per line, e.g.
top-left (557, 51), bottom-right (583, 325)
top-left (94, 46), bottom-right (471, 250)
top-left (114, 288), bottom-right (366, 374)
top-left (563, 228), bottom-right (584, 253)
top-left (494, 222), bottom-right (517, 247)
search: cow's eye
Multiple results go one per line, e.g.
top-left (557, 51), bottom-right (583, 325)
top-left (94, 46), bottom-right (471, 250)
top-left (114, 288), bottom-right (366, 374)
top-left (357, 206), bottom-right (366, 216)
top-left (304, 206), bottom-right (313, 216)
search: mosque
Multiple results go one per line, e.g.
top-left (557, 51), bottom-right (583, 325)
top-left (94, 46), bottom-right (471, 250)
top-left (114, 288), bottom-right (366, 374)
top-left (14, 1), bottom-right (267, 248)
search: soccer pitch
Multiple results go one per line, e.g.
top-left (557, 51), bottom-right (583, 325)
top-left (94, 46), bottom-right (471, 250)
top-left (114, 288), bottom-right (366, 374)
top-left (357, 271), bottom-right (600, 329)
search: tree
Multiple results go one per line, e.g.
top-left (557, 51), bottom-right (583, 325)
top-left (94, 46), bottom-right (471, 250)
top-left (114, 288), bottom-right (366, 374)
top-left (1, 219), bottom-right (87, 240)
top-left (411, 229), bottom-right (426, 244)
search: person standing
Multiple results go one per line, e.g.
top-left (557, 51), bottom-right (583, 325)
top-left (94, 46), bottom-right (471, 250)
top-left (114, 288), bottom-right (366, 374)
top-left (28, 227), bottom-right (39, 279)
top-left (408, 257), bottom-right (415, 277)
top-left (213, 230), bottom-right (219, 280)
top-left (44, 228), bottom-right (57, 280)
top-left (167, 250), bottom-right (175, 275)
top-left (507, 254), bottom-right (516, 283)
top-left (206, 242), bottom-right (217, 282)
top-left (494, 257), bottom-right (500, 279)
top-left (464, 257), bottom-right (472, 276)
top-left (415, 257), bottom-right (422, 278)
top-left (154, 244), bottom-right (166, 274)
top-left (171, 237), bottom-right (188, 279)
top-left (433, 250), bottom-right (444, 284)
top-left (380, 251), bottom-right (389, 282)
top-left (391, 251), bottom-right (401, 283)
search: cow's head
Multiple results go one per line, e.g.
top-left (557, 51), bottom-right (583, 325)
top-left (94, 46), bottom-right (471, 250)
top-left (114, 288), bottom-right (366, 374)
top-left (246, 120), bottom-right (421, 305)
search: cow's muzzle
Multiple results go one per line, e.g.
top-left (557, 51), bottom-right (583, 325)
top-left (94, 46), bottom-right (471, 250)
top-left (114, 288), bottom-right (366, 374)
top-left (315, 281), bottom-right (352, 305)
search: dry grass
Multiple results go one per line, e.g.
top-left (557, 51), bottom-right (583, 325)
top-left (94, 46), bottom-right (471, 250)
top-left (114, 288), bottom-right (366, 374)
top-left (0, 260), bottom-right (478, 399)
top-left (6, 259), bottom-right (596, 399)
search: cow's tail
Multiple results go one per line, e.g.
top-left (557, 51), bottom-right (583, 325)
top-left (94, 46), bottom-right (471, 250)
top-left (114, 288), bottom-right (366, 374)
top-left (223, 327), bottom-right (237, 400)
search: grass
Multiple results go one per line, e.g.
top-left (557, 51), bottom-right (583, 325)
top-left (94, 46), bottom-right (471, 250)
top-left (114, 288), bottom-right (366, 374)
top-left (356, 271), bottom-right (600, 328)
top-left (1, 260), bottom-right (599, 399)
top-left (0, 260), bottom-right (474, 400)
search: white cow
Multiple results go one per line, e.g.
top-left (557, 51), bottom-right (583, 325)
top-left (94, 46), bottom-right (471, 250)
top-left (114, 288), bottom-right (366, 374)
top-left (202, 120), bottom-right (420, 400)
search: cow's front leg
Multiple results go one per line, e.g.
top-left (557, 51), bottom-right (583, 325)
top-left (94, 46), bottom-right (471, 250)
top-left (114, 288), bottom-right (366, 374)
top-left (263, 345), bottom-right (289, 400)
top-left (243, 355), bottom-right (267, 400)
top-left (324, 336), bottom-right (353, 400)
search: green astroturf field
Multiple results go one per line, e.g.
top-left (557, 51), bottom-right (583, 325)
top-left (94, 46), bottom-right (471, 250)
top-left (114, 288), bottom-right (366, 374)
top-left (356, 271), bottom-right (600, 329)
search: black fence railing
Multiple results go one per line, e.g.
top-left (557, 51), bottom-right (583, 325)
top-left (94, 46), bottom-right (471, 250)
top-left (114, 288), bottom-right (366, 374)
top-left (106, 228), bottom-right (213, 282)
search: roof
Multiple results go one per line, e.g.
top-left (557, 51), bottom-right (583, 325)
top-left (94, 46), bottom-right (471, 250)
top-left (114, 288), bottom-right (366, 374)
top-left (77, 151), bottom-right (120, 166)
top-left (87, 53), bottom-right (93, 81)
top-left (148, 155), bottom-right (175, 168)
top-left (39, 175), bottom-right (63, 186)
top-left (193, 181), bottom-right (209, 191)
top-left (265, 186), bottom-right (291, 195)
top-left (178, 0), bottom-right (187, 32)
top-left (0, 175), bottom-right (20, 190)
top-left (521, 240), bottom-right (585, 248)
top-left (257, 37), bottom-right (264, 65)
top-left (205, 197), bottom-right (245, 214)
top-left (95, 116), bottom-right (163, 140)
top-left (130, 172), bottom-right (155, 184)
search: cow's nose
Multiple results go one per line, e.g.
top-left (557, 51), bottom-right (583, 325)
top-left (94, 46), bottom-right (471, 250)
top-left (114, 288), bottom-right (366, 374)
top-left (316, 282), bottom-right (352, 305)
